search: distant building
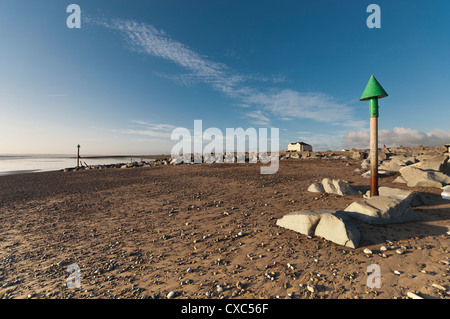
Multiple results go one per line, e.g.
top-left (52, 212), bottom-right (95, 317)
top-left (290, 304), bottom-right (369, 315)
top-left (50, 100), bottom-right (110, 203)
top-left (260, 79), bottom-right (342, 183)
top-left (288, 141), bottom-right (313, 152)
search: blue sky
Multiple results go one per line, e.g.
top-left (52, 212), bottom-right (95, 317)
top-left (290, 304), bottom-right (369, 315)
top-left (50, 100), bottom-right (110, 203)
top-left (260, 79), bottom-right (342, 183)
top-left (0, 0), bottom-right (449, 155)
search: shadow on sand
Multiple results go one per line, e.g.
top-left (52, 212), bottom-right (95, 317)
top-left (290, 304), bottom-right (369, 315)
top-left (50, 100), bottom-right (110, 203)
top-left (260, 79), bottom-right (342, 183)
top-left (356, 192), bottom-right (450, 247)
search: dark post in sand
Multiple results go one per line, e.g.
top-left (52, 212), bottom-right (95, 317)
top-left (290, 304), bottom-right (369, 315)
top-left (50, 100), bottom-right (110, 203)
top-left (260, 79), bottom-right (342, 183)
top-left (360, 75), bottom-right (388, 197)
top-left (77, 144), bottom-right (81, 168)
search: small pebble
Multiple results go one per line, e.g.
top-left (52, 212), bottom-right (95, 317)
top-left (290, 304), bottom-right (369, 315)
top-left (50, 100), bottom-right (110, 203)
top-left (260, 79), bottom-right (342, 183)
top-left (307, 285), bottom-right (315, 293)
top-left (167, 291), bottom-right (176, 299)
top-left (363, 248), bottom-right (373, 255)
top-left (407, 292), bottom-right (423, 299)
top-left (432, 283), bottom-right (447, 291)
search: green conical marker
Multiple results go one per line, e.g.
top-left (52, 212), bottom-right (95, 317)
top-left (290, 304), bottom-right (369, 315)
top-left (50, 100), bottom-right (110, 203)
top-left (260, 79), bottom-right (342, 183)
top-left (360, 75), bottom-right (388, 117)
top-left (360, 75), bottom-right (388, 197)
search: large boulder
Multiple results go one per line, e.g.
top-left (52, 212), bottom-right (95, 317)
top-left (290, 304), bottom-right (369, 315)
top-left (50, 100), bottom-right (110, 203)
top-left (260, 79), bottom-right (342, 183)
top-left (314, 212), bottom-right (361, 249)
top-left (322, 178), bottom-right (359, 196)
top-left (307, 182), bottom-right (325, 193)
top-left (378, 157), bottom-right (410, 172)
top-left (276, 210), bottom-right (329, 236)
top-left (410, 155), bottom-right (449, 174)
top-left (344, 194), bottom-right (421, 225)
top-left (363, 187), bottom-right (427, 206)
top-left (307, 178), bottom-right (359, 196)
top-left (351, 150), bottom-right (367, 160)
top-left (276, 210), bottom-right (360, 248)
top-left (399, 166), bottom-right (450, 188)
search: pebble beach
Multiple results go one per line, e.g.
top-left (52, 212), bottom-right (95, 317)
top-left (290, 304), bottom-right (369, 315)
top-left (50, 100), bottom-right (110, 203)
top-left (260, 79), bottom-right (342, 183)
top-left (0, 149), bottom-right (449, 299)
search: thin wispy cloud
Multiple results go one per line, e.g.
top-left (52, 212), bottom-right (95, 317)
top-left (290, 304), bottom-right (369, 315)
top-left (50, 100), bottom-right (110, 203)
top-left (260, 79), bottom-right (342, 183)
top-left (87, 16), bottom-right (363, 129)
top-left (99, 120), bottom-right (177, 139)
top-left (245, 110), bottom-right (271, 126)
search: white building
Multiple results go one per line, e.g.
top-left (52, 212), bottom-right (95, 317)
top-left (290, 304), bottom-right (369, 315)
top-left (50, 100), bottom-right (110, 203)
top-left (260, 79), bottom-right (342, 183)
top-left (288, 141), bottom-right (313, 152)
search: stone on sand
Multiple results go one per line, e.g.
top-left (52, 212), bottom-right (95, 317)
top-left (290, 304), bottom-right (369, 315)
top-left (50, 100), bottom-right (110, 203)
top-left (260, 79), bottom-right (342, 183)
top-left (410, 155), bottom-right (449, 174)
top-left (307, 182), bottom-right (325, 193)
top-left (442, 185), bottom-right (450, 200)
top-left (363, 186), bottom-right (427, 206)
top-left (361, 170), bottom-right (394, 178)
top-left (378, 157), bottom-right (410, 172)
top-left (276, 210), bottom-right (360, 248)
top-left (399, 166), bottom-right (450, 188)
top-left (276, 210), bottom-right (329, 236)
top-left (344, 193), bottom-right (421, 225)
top-left (307, 178), bottom-right (358, 196)
top-left (313, 212), bottom-right (361, 249)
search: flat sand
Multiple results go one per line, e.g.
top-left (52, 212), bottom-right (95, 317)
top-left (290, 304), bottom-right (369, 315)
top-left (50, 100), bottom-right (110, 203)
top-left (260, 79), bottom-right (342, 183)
top-left (0, 158), bottom-right (448, 299)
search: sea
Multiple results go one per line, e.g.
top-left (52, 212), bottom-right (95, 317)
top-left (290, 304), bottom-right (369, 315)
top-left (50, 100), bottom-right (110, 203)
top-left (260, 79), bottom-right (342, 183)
top-left (0, 155), bottom-right (154, 176)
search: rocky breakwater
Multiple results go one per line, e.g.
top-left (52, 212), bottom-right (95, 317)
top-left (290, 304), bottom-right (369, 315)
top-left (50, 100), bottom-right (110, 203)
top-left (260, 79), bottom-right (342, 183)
top-left (62, 159), bottom-right (167, 172)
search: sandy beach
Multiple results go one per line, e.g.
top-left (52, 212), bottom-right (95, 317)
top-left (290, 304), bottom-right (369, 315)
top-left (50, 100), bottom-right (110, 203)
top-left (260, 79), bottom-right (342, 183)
top-left (0, 153), bottom-right (449, 300)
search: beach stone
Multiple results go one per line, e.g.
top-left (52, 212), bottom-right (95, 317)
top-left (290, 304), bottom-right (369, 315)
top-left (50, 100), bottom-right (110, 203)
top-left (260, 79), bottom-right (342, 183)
top-left (407, 292), bottom-right (423, 299)
top-left (361, 159), bottom-right (370, 170)
top-left (313, 212), bottom-right (361, 249)
top-left (307, 178), bottom-right (358, 196)
top-left (441, 185), bottom-right (450, 200)
top-left (363, 187), bottom-right (427, 207)
top-left (410, 155), bottom-right (449, 173)
top-left (321, 178), bottom-right (358, 196)
top-left (351, 150), bottom-right (367, 160)
top-left (393, 175), bottom-right (407, 184)
top-left (361, 170), bottom-right (394, 178)
top-left (276, 210), bottom-right (329, 236)
top-left (399, 166), bottom-right (450, 188)
top-left (170, 157), bottom-right (185, 165)
top-left (224, 153), bottom-right (235, 163)
top-left (307, 182), bottom-right (325, 193)
top-left (378, 157), bottom-right (409, 172)
top-left (344, 194), bottom-right (421, 225)
top-left (167, 291), bottom-right (176, 299)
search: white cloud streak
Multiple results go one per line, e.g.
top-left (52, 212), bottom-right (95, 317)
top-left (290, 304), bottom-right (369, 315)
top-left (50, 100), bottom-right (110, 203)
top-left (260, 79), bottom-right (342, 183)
top-left (87, 16), bottom-right (363, 129)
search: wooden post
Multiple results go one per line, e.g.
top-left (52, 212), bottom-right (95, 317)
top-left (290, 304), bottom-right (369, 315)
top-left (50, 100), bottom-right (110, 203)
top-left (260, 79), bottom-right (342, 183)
top-left (370, 115), bottom-right (379, 196)
top-left (360, 75), bottom-right (388, 198)
top-left (77, 144), bottom-right (80, 168)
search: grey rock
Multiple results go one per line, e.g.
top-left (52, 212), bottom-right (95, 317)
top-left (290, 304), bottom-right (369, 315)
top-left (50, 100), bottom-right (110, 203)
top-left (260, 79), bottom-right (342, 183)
top-left (167, 291), bottom-right (176, 299)
top-left (313, 212), bottom-right (360, 249)
top-left (307, 182), bottom-right (325, 193)
top-left (410, 155), bottom-right (449, 173)
top-left (276, 210), bottom-right (360, 248)
top-left (363, 187), bottom-right (427, 206)
top-left (442, 185), bottom-right (450, 200)
top-left (344, 193), bottom-right (421, 225)
top-left (361, 170), bottom-right (394, 178)
top-left (307, 178), bottom-right (358, 196)
top-left (276, 210), bottom-right (328, 236)
top-left (399, 166), bottom-right (450, 188)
